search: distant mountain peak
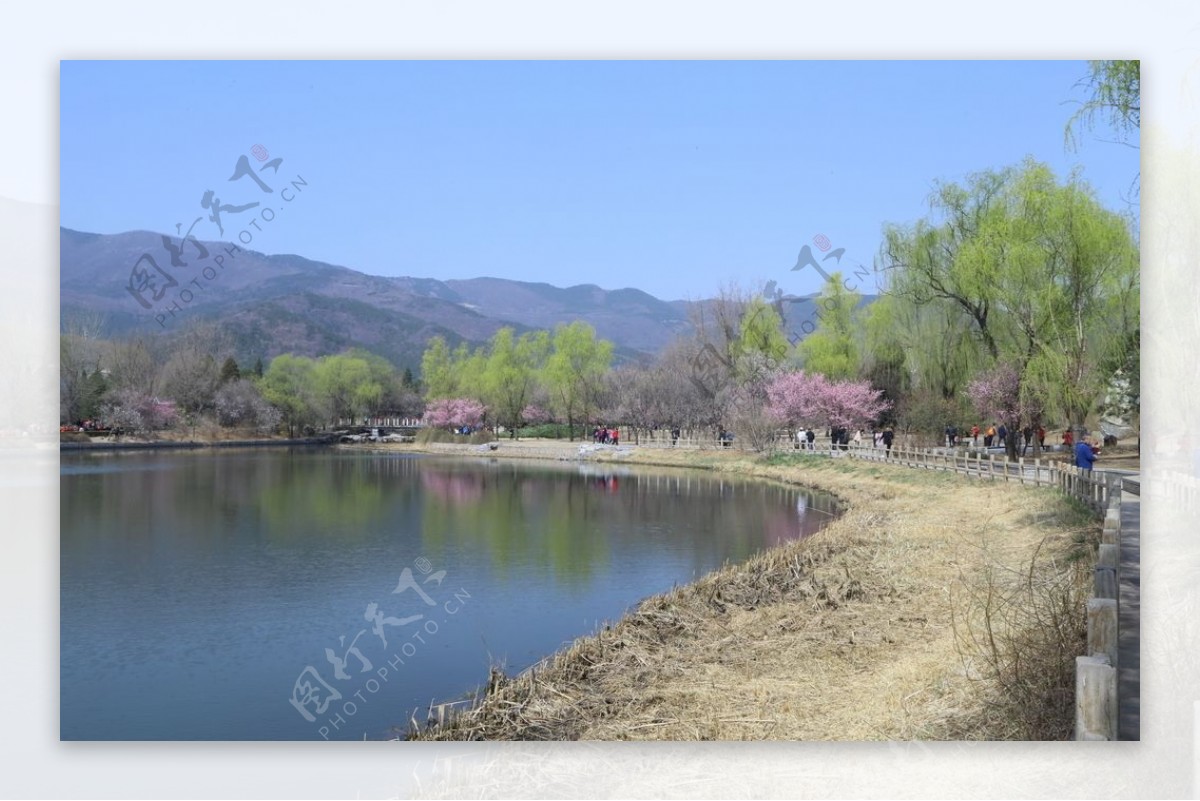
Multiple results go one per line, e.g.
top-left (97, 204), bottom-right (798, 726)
top-left (60, 227), bottom-right (697, 367)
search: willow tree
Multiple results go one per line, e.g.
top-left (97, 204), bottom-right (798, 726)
top-left (314, 353), bottom-right (383, 426)
top-left (795, 272), bottom-right (861, 381)
top-left (1066, 60), bottom-right (1140, 152)
top-left (881, 159), bottom-right (1138, 441)
top-left (420, 336), bottom-right (458, 400)
top-left (881, 167), bottom-right (1012, 361)
top-left (420, 336), bottom-right (487, 402)
top-left (480, 327), bottom-right (551, 437)
top-left (859, 298), bottom-right (909, 423)
top-left (993, 162), bottom-right (1140, 433)
top-left (543, 321), bottom-right (613, 440)
top-left (730, 297), bottom-right (790, 384)
top-left (261, 354), bottom-right (322, 437)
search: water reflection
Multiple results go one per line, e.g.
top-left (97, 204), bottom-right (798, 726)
top-left (60, 449), bottom-right (836, 740)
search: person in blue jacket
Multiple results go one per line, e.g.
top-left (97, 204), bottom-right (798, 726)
top-left (1075, 439), bottom-right (1098, 470)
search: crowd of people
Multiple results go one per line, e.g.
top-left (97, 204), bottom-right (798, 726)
top-left (792, 426), bottom-right (896, 453)
top-left (60, 419), bottom-right (111, 434)
top-left (588, 421), bottom-right (1105, 469)
top-left (952, 422), bottom-right (1052, 451)
top-left (592, 425), bottom-right (620, 445)
top-left (780, 421), bottom-right (1104, 469)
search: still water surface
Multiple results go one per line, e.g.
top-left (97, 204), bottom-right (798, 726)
top-left (61, 448), bottom-right (836, 740)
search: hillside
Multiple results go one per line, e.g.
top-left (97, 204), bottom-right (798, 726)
top-left (59, 227), bottom-right (695, 369)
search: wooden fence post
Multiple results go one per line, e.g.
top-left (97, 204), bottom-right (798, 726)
top-left (1103, 508), bottom-right (1120, 546)
top-left (1075, 655), bottom-right (1118, 740)
top-left (1087, 598), bottom-right (1119, 669)
top-left (1098, 543), bottom-right (1118, 573)
top-left (1094, 566), bottom-right (1118, 600)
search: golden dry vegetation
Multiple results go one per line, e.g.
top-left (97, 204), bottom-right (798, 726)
top-left (381, 442), bottom-right (1099, 741)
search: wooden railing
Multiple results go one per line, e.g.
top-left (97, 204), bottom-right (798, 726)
top-left (1074, 492), bottom-right (1124, 739)
top-left (787, 439), bottom-right (1135, 740)
top-left (738, 437), bottom-right (1137, 740)
top-left (839, 442), bottom-right (1138, 510)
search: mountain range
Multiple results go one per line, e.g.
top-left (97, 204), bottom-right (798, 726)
top-left (60, 227), bottom-right (702, 368)
top-left (60, 227), bottom-right (864, 372)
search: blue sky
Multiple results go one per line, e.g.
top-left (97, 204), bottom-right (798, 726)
top-left (60, 60), bottom-right (1140, 302)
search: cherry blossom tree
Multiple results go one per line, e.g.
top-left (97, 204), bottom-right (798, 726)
top-left (960, 362), bottom-right (1046, 455)
top-left (423, 398), bottom-right (487, 430)
top-left (766, 371), bottom-right (891, 430)
top-left (99, 389), bottom-right (179, 433)
top-left (214, 379), bottom-right (282, 433)
top-left (966, 364), bottom-right (1021, 427)
top-left (520, 404), bottom-right (551, 425)
top-left (966, 363), bottom-right (1044, 459)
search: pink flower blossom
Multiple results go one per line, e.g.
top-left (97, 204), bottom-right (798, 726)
top-left (766, 371), bottom-right (890, 429)
top-left (423, 397), bottom-right (487, 429)
top-left (521, 404), bottom-right (551, 425)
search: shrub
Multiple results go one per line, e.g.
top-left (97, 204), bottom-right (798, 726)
top-left (951, 536), bottom-right (1091, 739)
top-left (514, 423), bottom-right (589, 440)
top-left (415, 427), bottom-right (497, 445)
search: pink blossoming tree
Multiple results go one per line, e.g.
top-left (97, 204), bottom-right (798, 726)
top-left (966, 363), bottom-right (1043, 459)
top-left (520, 404), bottom-right (551, 426)
top-left (766, 371), bottom-right (891, 430)
top-left (423, 398), bottom-right (488, 430)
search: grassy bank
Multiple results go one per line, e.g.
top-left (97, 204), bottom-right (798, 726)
top-left (374, 442), bottom-right (1098, 740)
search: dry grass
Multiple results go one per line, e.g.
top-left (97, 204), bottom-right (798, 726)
top-left (394, 444), bottom-right (1099, 741)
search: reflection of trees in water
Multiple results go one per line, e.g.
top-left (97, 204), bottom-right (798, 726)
top-left (418, 462), bottom-right (839, 585)
top-left (256, 455), bottom-right (397, 538)
top-left (420, 470), bottom-right (485, 505)
top-left (63, 454), bottom-right (838, 585)
top-left (62, 452), bottom-right (426, 551)
top-left (421, 463), bottom-right (610, 584)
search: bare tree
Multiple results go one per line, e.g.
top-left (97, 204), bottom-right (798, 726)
top-left (108, 336), bottom-right (159, 396)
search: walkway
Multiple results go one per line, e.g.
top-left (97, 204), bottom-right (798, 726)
top-left (1117, 485), bottom-right (1141, 740)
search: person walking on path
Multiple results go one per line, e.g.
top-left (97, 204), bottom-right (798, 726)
top-left (971, 424), bottom-right (980, 446)
top-left (882, 426), bottom-right (894, 456)
top-left (985, 424), bottom-right (995, 448)
top-left (805, 428), bottom-right (816, 451)
top-left (1075, 438), bottom-right (1098, 470)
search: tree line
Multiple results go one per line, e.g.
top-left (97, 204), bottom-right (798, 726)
top-left (63, 157), bottom-right (1137, 453)
top-left (60, 321), bottom-right (423, 438)
top-left (63, 63), bottom-right (1138, 456)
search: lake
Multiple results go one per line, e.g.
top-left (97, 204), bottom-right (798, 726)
top-left (60, 447), bottom-right (836, 740)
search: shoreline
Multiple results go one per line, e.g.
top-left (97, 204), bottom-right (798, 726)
top-left (62, 437), bottom-right (1095, 739)
top-left (59, 436), bottom-right (337, 451)
top-left (378, 441), bottom-right (1095, 741)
